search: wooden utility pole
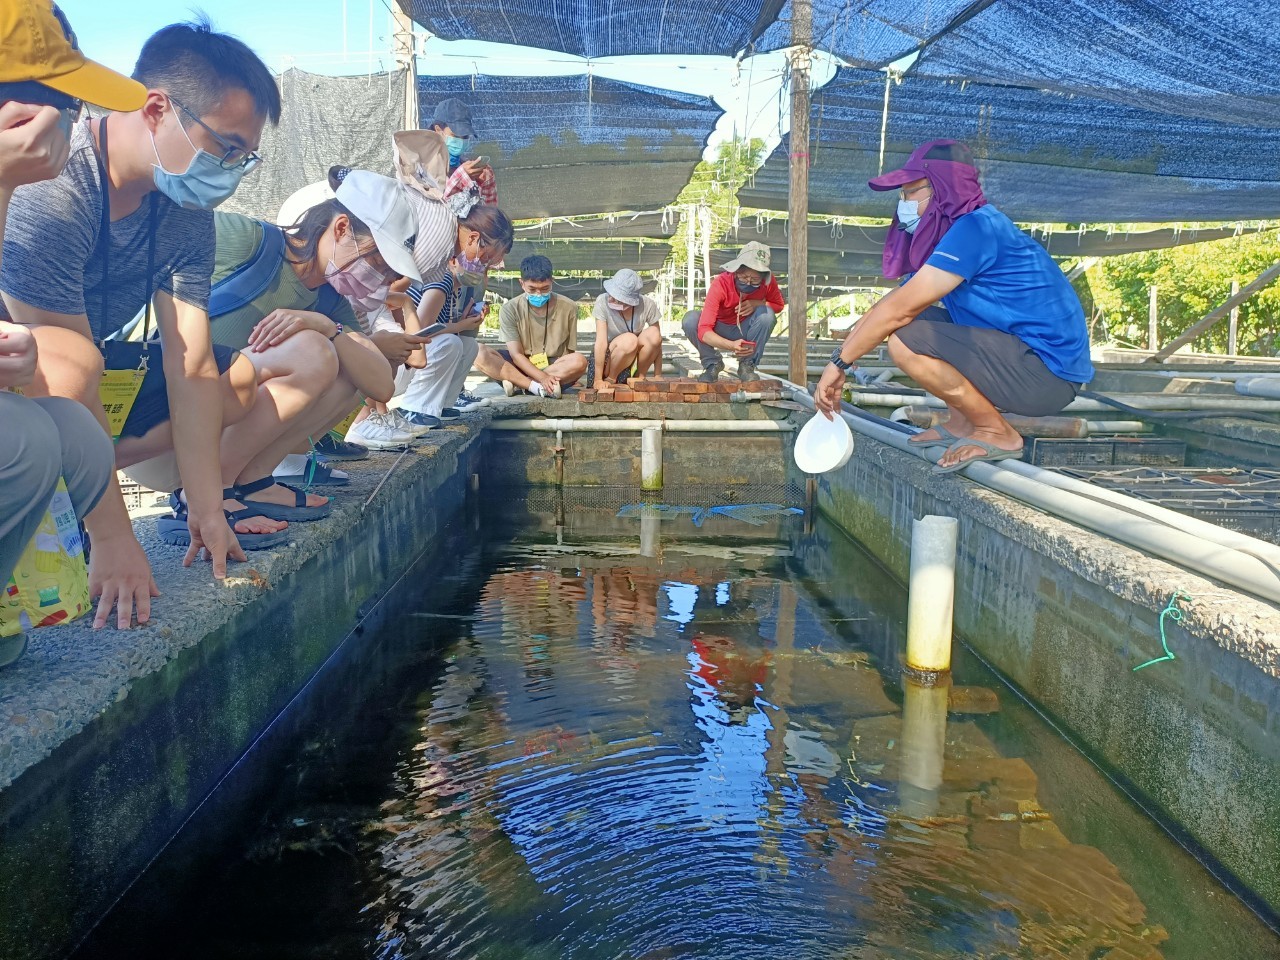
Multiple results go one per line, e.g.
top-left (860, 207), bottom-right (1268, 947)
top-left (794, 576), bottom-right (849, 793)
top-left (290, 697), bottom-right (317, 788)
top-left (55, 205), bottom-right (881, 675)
top-left (787, 0), bottom-right (812, 386)
top-left (1228, 279), bottom-right (1240, 355)
top-left (1149, 261), bottom-right (1280, 362)
top-left (1147, 285), bottom-right (1158, 352)
top-left (392, 1), bottom-right (419, 130)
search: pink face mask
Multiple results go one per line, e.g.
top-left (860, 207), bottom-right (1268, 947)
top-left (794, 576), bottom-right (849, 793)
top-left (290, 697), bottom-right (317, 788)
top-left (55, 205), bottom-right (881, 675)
top-left (326, 235), bottom-right (387, 300)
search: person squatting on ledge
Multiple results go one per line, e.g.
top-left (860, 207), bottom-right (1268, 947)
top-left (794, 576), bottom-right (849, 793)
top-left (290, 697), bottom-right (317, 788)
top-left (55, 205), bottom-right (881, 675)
top-left (815, 139), bottom-right (1094, 474)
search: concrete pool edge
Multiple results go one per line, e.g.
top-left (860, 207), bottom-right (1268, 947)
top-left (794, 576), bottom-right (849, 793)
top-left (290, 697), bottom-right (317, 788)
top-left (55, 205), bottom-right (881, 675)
top-left (809, 430), bottom-right (1280, 919)
top-left (0, 412), bottom-right (488, 959)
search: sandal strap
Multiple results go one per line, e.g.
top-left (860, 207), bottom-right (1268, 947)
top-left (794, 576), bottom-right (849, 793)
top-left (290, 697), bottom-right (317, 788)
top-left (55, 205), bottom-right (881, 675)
top-left (233, 476), bottom-right (278, 498)
top-left (225, 506), bottom-right (280, 526)
top-left (170, 485), bottom-right (241, 518)
top-left (274, 482), bottom-right (308, 506)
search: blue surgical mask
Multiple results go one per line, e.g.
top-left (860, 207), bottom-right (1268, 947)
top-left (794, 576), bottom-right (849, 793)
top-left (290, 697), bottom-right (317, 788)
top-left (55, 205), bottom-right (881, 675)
top-left (735, 279), bottom-right (759, 294)
top-left (149, 122), bottom-right (245, 210)
top-left (527, 292), bottom-right (551, 308)
top-left (897, 199), bottom-right (921, 234)
top-left (445, 135), bottom-right (467, 160)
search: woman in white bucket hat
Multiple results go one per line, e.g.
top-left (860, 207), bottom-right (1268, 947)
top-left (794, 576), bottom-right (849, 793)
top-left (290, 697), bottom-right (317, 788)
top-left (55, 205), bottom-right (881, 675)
top-left (590, 268), bottom-right (663, 388)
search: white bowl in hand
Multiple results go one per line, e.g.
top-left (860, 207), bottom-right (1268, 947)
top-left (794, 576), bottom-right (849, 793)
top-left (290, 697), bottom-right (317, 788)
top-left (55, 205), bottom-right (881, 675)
top-left (794, 411), bottom-right (854, 474)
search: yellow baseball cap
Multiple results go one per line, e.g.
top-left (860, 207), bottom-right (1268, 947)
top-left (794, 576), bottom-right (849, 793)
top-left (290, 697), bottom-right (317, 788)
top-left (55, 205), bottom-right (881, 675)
top-left (0, 1), bottom-right (146, 111)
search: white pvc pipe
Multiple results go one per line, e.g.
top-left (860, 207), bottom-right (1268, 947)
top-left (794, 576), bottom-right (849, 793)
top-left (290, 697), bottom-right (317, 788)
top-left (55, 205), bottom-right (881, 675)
top-left (640, 514), bottom-right (659, 557)
top-left (890, 410), bottom-right (1148, 434)
top-left (906, 516), bottom-right (959, 674)
top-left (641, 426), bottom-right (662, 491)
top-left (776, 382), bottom-right (1280, 605)
top-left (898, 678), bottom-right (950, 819)
top-left (1086, 421), bottom-right (1152, 433)
top-left (850, 389), bottom-right (1280, 414)
top-left (1236, 377), bottom-right (1280, 399)
top-left (487, 418), bottom-right (795, 432)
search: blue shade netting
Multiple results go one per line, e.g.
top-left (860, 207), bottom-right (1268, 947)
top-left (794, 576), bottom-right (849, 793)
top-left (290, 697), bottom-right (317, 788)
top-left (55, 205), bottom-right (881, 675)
top-left (407, 0), bottom-right (784, 57)
top-left (739, 67), bottom-right (1280, 224)
top-left (420, 74), bottom-right (722, 219)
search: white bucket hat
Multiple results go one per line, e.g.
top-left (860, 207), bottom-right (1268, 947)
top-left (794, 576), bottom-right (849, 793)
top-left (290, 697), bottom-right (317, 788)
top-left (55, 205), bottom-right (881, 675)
top-left (603, 268), bottom-right (644, 306)
top-left (334, 170), bottom-right (423, 283)
top-left (722, 240), bottom-right (772, 276)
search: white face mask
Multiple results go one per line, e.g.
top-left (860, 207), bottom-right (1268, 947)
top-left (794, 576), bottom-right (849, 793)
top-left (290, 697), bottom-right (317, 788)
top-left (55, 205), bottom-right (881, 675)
top-left (897, 198), bottom-right (922, 234)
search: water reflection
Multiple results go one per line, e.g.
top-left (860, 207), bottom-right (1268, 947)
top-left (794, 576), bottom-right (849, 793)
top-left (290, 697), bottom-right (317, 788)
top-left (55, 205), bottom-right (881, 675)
top-left (356, 539), bottom-right (1169, 960)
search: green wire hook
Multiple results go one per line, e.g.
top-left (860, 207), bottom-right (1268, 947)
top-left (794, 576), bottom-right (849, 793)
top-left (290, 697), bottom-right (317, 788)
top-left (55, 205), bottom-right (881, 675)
top-left (1133, 590), bottom-right (1192, 672)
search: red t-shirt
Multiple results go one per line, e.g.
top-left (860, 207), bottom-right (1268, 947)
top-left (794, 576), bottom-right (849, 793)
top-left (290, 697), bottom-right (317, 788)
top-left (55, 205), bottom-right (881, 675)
top-left (697, 271), bottom-right (786, 341)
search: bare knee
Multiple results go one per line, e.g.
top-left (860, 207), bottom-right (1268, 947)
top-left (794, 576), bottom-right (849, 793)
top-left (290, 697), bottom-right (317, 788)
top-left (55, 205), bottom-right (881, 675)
top-left (611, 332), bottom-right (639, 355)
top-left (886, 332), bottom-right (915, 366)
top-left (272, 330), bottom-right (340, 389)
top-left (223, 354), bottom-right (258, 423)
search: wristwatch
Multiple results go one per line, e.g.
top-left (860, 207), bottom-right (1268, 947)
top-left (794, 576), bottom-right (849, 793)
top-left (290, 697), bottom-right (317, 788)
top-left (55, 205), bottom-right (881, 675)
top-left (829, 347), bottom-right (855, 373)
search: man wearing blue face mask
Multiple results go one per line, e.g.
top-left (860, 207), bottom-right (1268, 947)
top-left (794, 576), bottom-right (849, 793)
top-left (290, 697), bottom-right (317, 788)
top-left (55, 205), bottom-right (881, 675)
top-left (494, 255), bottom-right (587, 398)
top-left (0, 17), bottom-right (300, 630)
top-left (428, 97), bottom-right (498, 207)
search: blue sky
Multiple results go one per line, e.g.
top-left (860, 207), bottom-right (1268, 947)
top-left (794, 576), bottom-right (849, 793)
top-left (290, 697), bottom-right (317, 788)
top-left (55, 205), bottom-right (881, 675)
top-left (59, 0), bottom-right (839, 156)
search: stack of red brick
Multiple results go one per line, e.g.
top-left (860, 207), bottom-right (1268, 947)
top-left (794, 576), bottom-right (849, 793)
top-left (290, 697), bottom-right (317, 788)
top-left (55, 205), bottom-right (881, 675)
top-left (577, 377), bottom-right (785, 404)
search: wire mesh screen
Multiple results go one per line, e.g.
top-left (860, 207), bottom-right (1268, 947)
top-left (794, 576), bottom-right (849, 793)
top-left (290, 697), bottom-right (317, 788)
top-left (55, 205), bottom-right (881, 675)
top-left (406, 0), bottom-right (784, 57)
top-left (418, 75), bottom-right (721, 219)
top-left (220, 69), bottom-right (408, 223)
top-left (510, 482), bottom-right (808, 513)
top-left (1060, 468), bottom-right (1280, 545)
top-left (740, 66), bottom-right (1280, 223)
top-left (755, 1), bottom-right (1279, 128)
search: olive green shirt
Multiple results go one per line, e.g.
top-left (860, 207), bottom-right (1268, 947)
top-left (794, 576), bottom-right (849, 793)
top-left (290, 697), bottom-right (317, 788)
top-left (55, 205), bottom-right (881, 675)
top-left (208, 212), bottom-right (356, 349)
top-left (498, 292), bottom-right (578, 359)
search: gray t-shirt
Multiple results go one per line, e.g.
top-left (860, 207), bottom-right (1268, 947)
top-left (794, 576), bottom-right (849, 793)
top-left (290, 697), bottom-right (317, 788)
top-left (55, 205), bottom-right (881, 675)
top-left (591, 293), bottom-right (661, 341)
top-left (0, 121), bottom-right (214, 341)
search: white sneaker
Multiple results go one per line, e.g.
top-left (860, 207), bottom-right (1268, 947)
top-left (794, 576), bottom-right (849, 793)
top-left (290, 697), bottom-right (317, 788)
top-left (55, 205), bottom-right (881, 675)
top-left (391, 410), bottom-right (434, 438)
top-left (345, 412), bottom-right (414, 451)
top-left (502, 379), bottom-right (516, 397)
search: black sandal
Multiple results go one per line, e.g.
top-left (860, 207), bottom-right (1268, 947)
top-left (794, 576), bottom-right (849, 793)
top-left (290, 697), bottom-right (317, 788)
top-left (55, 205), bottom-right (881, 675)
top-left (231, 477), bottom-right (332, 522)
top-left (157, 487), bottom-right (291, 550)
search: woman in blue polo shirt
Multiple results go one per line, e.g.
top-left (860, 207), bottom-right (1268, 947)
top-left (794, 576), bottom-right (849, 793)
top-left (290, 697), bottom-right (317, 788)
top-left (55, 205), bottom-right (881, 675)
top-left (814, 139), bottom-right (1093, 473)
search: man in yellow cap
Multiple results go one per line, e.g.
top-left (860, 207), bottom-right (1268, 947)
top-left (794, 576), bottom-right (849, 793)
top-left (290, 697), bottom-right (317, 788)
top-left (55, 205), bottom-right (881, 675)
top-left (0, 1), bottom-right (147, 664)
top-left (0, 5), bottom-right (293, 631)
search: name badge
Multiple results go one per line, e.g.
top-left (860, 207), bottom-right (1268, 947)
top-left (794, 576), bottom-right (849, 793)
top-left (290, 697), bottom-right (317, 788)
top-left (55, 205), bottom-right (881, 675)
top-left (99, 356), bottom-right (148, 440)
top-left (528, 352), bottom-right (550, 370)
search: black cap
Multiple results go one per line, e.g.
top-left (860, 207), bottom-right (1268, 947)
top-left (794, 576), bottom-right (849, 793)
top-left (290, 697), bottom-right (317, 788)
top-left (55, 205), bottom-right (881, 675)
top-left (431, 97), bottom-right (475, 139)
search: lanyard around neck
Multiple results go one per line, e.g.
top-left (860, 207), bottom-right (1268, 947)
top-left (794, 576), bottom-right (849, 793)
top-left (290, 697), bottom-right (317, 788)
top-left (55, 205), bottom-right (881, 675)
top-left (92, 117), bottom-right (158, 345)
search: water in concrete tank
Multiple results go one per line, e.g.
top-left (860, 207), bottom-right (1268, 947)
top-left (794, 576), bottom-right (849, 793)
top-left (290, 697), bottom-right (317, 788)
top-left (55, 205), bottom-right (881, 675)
top-left (77, 498), bottom-right (1278, 959)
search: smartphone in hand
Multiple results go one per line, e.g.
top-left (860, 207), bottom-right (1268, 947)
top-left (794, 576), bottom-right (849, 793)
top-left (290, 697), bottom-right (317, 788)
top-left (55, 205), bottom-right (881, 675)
top-left (413, 322), bottom-right (448, 339)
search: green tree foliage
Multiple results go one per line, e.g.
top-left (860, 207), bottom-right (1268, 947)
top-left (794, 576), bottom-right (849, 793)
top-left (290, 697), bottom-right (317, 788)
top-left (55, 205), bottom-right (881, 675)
top-left (1078, 228), bottom-right (1280, 356)
top-left (670, 138), bottom-right (769, 274)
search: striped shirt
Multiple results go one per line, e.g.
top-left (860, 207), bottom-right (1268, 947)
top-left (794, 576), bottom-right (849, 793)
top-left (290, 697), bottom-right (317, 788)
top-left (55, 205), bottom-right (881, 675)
top-left (406, 271), bottom-right (481, 338)
top-left (405, 190), bottom-right (458, 287)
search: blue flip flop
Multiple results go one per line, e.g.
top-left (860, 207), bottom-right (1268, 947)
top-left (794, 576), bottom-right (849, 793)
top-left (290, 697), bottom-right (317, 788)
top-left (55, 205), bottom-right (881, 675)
top-left (232, 477), bottom-right (332, 522)
top-left (932, 437), bottom-right (1025, 475)
top-left (157, 487), bottom-right (291, 550)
